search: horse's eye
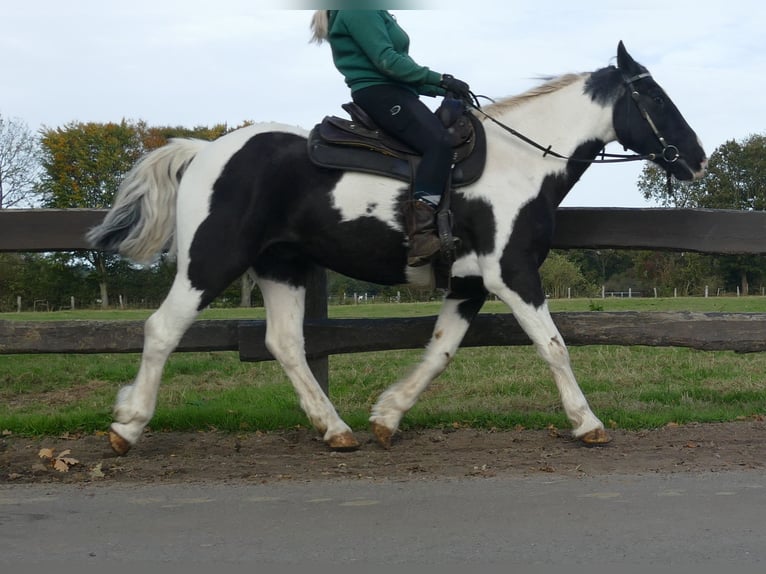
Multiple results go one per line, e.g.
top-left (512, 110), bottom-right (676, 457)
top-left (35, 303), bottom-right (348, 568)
top-left (653, 96), bottom-right (664, 106)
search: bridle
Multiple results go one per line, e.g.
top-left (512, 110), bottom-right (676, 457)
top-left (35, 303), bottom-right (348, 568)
top-left (467, 72), bottom-right (693, 178)
top-left (623, 71), bottom-right (686, 165)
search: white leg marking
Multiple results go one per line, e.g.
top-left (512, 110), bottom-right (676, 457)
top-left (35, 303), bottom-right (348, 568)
top-left (500, 290), bottom-right (604, 437)
top-left (370, 297), bottom-right (471, 435)
top-left (258, 279), bottom-right (352, 442)
top-left (112, 274), bottom-right (203, 445)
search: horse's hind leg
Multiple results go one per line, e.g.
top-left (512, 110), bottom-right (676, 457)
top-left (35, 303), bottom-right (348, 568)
top-left (109, 274), bottom-right (203, 454)
top-left (370, 277), bottom-right (487, 448)
top-left (258, 278), bottom-right (359, 451)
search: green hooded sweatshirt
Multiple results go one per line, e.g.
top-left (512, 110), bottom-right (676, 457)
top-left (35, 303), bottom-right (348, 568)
top-left (327, 10), bottom-right (445, 97)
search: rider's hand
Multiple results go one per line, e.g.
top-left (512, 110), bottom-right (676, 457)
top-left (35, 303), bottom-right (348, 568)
top-left (440, 74), bottom-right (471, 99)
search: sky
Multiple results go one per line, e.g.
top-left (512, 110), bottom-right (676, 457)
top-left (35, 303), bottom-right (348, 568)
top-left (3, 0), bottom-right (764, 207)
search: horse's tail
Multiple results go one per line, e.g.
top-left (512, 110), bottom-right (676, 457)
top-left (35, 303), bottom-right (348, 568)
top-left (86, 138), bottom-right (209, 265)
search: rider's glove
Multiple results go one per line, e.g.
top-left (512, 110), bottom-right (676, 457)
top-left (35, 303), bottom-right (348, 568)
top-left (440, 74), bottom-right (471, 99)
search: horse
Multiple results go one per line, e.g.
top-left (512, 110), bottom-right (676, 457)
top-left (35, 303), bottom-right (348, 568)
top-left (88, 41), bottom-right (707, 455)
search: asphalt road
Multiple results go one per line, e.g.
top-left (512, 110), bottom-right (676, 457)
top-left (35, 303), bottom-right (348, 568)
top-left (1, 471), bottom-right (763, 565)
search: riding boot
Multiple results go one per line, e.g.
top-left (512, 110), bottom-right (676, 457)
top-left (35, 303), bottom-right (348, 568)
top-left (403, 199), bottom-right (441, 267)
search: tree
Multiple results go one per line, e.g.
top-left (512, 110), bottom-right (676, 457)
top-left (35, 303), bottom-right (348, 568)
top-left (639, 134), bottom-right (766, 210)
top-left (36, 121), bottom-right (235, 309)
top-left (38, 120), bottom-right (145, 209)
top-left (637, 133), bottom-right (766, 294)
top-left (631, 250), bottom-right (719, 296)
top-left (0, 113), bottom-right (41, 208)
top-left (539, 251), bottom-right (595, 298)
top-left (567, 249), bottom-right (635, 288)
top-left (37, 120), bottom-right (147, 308)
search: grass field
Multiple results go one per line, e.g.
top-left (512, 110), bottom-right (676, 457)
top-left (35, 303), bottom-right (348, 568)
top-left (1, 297), bottom-right (765, 436)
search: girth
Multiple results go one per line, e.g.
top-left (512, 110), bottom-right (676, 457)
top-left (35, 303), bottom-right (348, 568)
top-left (308, 100), bottom-right (486, 188)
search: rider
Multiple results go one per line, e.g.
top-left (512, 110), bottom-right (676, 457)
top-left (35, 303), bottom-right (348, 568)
top-left (310, 9), bottom-right (472, 267)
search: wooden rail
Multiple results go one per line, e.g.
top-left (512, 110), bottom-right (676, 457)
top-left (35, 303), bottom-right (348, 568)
top-left (3, 312), bottom-right (766, 358)
top-left (3, 208), bottom-right (766, 253)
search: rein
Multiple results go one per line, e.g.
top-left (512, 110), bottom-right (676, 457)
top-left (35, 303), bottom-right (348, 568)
top-left (471, 103), bottom-right (656, 165)
top-left (467, 72), bottom-right (686, 173)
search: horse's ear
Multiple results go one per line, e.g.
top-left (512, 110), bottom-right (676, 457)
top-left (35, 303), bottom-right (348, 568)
top-left (616, 41), bottom-right (636, 72)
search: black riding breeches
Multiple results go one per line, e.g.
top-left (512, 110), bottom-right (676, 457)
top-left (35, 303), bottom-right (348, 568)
top-left (352, 84), bottom-right (452, 201)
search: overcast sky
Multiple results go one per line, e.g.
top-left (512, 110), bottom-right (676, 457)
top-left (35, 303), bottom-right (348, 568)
top-left (3, 1), bottom-right (764, 207)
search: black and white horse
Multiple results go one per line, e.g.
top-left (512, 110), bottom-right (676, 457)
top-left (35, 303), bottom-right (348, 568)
top-left (89, 42), bottom-right (706, 454)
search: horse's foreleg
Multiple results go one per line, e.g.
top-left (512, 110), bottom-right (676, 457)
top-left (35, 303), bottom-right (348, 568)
top-left (370, 285), bottom-right (486, 448)
top-left (110, 276), bottom-right (203, 454)
top-left (259, 279), bottom-right (358, 451)
top-left (500, 288), bottom-right (609, 444)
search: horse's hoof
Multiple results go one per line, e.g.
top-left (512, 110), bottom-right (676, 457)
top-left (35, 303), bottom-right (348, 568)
top-left (326, 431), bottom-right (360, 452)
top-left (371, 421), bottom-right (393, 450)
top-left (108, 428), bottom-right (132, 456)
top-left (580, 428), bottom-right (612, 446)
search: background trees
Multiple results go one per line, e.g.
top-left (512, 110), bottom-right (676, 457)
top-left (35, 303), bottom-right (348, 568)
top-left (0, 114), bottom-right (41, 209)
top-left (35, 121), bottom-right (230, 308)
top-left (37, 121), bottom-right (145, 308)
top-left (638, 133), bottom-right (766, 294)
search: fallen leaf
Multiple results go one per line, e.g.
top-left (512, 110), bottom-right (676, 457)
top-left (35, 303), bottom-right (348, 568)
top-left (53, 454), bottom-right (79, 472)
top-left (38, 448), bottom-right (79, 472)
top-left (38, 448), bottom-right (55, 460)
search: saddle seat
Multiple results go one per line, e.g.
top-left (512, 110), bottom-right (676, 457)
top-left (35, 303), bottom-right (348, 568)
top-left (308, 99), bottom-right (486, 188)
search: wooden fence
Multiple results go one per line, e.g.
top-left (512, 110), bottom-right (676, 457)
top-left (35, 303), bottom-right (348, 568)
top-left (2, 208), bottom-right (766, 389)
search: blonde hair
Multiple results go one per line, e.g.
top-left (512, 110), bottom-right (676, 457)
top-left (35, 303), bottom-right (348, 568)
top-left (309, 10), bottom-right (329, 44)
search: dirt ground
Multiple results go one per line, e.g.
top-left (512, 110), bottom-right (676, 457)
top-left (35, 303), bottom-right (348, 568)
top-left (2, 419), bottom-right (764, 485)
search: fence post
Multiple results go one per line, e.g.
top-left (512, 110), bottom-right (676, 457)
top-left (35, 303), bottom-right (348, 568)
top-left (305, 265), bottom-right (329, 394)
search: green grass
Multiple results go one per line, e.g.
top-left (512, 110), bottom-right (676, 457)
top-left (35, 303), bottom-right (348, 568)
top-left (5, 295), bottom-right (766, 322)
top-left (1, 297), bottom-right (765, 436)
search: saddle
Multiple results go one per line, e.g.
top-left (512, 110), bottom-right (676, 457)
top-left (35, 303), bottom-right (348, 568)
top-left (307, 99), bottom-right (486, 188)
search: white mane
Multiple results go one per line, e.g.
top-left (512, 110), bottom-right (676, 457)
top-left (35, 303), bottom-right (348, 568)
top-left (483, 73), bottom-right (589, 114)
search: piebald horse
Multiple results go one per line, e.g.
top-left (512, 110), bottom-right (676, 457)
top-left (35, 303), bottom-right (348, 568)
top-left (88, 42), bottom-right (706, 454)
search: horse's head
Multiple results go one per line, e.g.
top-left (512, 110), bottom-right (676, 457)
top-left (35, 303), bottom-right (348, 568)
top-left (612, 41), bottom-right (707, 181)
